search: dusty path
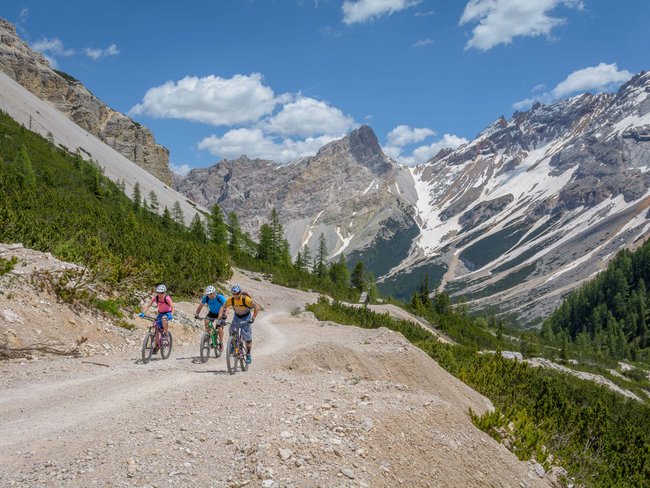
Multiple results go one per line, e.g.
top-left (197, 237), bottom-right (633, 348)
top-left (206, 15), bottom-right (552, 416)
top-left (0, 268), bottom-right (553, 487)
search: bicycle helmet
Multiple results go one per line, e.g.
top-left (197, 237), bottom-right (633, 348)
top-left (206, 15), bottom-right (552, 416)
top-left (205, 285), bottom-right (216, 294)
top-left (156, 284), bottom-right (167, 293)
top-left (231, 284), bottom-right (242, 294)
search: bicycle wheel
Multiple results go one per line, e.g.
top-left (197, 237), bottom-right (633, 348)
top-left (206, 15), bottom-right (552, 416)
top-left (240, 341), bottom-right (248, 372)
top-left (199, 332), bottom-right (211, 363)
top-left (213, 331), bottom-right (222, 358)
top-left (141, 331), bottom-right (155, 364)
top-left (160, 331), bottom-right (173, 359)
top-left (226, 336), bottom-right (238, 375)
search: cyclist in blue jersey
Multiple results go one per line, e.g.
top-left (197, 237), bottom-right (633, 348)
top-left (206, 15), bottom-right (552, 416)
top-left (194, 285), bottom-right (227, 352)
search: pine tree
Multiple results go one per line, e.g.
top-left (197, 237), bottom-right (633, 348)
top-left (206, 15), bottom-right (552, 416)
top-left (257, 223), bottom-right (274, 262)
top-left (329, 254), bottom-right (350, 287)
top-left (351, 261), bottom-right (365, 291)
top-left (190, 214), bottom-right (207, 242)
top-left (208, 204), bottom-right (228, 246)
top-left (161, 206), bottom-right (173, 228)
top-left (315, 233), bottom-right (328, 278)
top-left (171, 201), bottom-right (184, 225)
top-left (132, 182), bottom-right (142, 212)
top-left (148, 190), bottom-right (159, 212)
top-left (365, 271), bottom-right (378, 302)
top-left (228, 211), bottom-right (241, 253)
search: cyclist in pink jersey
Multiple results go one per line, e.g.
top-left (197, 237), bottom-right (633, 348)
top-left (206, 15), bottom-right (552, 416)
top-left (141, 284), bottom-right (175, 337)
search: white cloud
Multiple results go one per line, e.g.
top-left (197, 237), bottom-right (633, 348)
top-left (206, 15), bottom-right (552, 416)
top-left (130, 73), bottom-right (288, 126)
top-left (342, 0), bottom-right (421, 24)
top-left (84, 44), bottom-right (120, 60)
top-left (391, 134), bottom-right (468, 165)
top-left (32, 38), bottom-right (75, 57)
top-left (198, 128), bottom-right (337, 163)
top-left (551, 62), bottom-right (632, 98)
top-left (170, 162), bottom-right (192, 176)
top-left (414, 10), bottom-right (435, 16)
top-left (459, 0), bottom-right (584, 51)
top-left (513, 63), bottom-right (634, 110)
top-left (387, 124), bottom-right (435, 146)
top-left (413, 38), bottom-right (434, 47)
top-left (261, 97), bottom-right (355, 137)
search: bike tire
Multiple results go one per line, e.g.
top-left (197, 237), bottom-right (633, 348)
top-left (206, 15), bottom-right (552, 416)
top-left (214, 335), bottom-right (222, 358)
top-left (199, 332), bottom-right (211, 363)
top-left (160, 331), bottom-right (173, 360)
top-left (226, 336), bottom-right (238, 375)
top-left (141, 331), bottom-right (154, 364)
top-left (240, 341), bottom-right (248, 372)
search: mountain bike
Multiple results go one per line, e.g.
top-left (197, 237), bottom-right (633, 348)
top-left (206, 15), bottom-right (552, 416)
top-left (197, 316), bottom-right (224, 363)
top-left (226, 321), bottom-right (250, 375)
top-left (140, 315), bottom-right (173, 364)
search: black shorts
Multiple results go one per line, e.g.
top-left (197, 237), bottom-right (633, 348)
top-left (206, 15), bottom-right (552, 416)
top-left (207, 311), bottom-right (222, 323)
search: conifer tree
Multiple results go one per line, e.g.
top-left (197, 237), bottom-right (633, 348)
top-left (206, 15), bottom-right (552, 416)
top-left (148, 190), bottom-right (159, 212)
top-left (208, 204), bottom-right (228, 246)
top-left (14, 145), bottom-right (36, 190)
top-left (315, 233), bottom-right (328, 278)
top-left (228, 211), bottom-right (241, 253)
top-left (161, 206), bottom-right (173, 228)
top-left (351, 261), bottom-right (365, 291)
top-left (132, 182), bottom-right (142, 212)
top-left (190, 214), bottom-right (207, 242)
top-left (171, 201), bottom-right (184, 225)
top-left (329, 254), bottom-right (350, 287)
top-left (257, 223), bottom-right (274, 262)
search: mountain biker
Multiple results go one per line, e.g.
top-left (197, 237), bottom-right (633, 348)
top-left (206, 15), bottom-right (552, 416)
top-left (140, 284), bottom-right (175, 344)
top-left (194, 285), bottom-right (227, 352)
top-left (220, 284), bottom-right (260, 364)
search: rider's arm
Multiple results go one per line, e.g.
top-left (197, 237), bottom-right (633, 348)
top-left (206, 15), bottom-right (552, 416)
top-left (253, 302), bottom-right (260, 319)
top-left (142, 296), bottom-right (155, 313)
top-left (195, 302), bottom-right (204, 316)
top-left (220, 305), bottom-right (230, 320)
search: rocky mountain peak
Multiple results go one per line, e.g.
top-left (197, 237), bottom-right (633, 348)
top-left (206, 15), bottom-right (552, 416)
top-left (314, 124), bottom-right (392, 174)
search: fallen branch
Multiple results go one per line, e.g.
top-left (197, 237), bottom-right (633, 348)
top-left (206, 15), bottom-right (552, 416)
top-left (0, 343), bottom-right (81, 359)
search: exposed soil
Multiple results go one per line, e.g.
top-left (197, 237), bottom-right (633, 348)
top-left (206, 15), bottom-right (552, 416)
top-left (0, 244), bottom-right (555, 487)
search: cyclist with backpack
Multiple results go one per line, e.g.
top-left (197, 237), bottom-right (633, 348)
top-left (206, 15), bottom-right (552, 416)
top-left (140, 284), bottom-right (175, 340)
top-left (220, 284), bottom-right (260, 364)
top-left (194, 285), bottom-right (227, 352)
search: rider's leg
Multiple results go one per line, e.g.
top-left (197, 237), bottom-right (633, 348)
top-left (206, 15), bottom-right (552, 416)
top-left (162, 316), bottom-right (168, 335)
top-left (218, 325), bottom-right (224, 347)
top-left (204, 318), bottom-right (210, 332)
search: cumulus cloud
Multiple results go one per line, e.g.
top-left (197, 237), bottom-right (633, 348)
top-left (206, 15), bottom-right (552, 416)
top-left (389, 133), bottom-right (468, 165)
top-left (261, 97), bottom-right (355, 137)
top-left (513, 63), bottom-right (634, 110)
top-left (342, 0), bottom-right (421, 24)
top-left (130, 73), bottom-right (289, 126)
top-left (387, 124), bottom-right (436, 146)
top-left (459, 0), bottom-right (584, 51)
top-left (31, 37), bottom-right (75, 68)
top-left (198, 128), bottom-right (338, 163)
top-left (84, 44), bottom-right (119, 60)
top-left (413, 38), bottom-right (434, 47)
top-left (170, 162), bottom-right (192, 176)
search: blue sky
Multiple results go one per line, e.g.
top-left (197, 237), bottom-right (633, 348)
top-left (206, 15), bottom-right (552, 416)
top-left (4, 0), bottom-right (649, 173)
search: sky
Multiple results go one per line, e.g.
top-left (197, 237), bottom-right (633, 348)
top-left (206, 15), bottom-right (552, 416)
top-left (3, 0), bottom-right (649, 174)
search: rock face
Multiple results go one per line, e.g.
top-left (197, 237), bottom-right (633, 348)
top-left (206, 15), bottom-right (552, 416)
top-left (176, 125), bottom-right (419, 277)
top-left (0, 18), bottom-right (172, 184)
top-left (400, 71), bottom-right (650, 324)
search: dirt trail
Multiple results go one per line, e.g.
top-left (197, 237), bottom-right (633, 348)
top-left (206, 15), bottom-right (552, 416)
top-left (0, 255), bottom-right (555, 487)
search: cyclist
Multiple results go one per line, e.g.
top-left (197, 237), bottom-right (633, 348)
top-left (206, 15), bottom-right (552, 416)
top-left (140, 284), bottom-right (175, 348)
top-left (194, 285), bottom-right (227, 352)
top-left (220, 284), bottom-right (260, 364)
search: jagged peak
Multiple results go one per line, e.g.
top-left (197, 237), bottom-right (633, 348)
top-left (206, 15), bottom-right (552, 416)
top-left (313, 125), bottom-right (392, 174)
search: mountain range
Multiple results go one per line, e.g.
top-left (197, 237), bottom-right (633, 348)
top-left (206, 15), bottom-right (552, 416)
top-left (177, 73), bottom-right (650, 325)
top-left (2, 17), bottom-right (649, 326)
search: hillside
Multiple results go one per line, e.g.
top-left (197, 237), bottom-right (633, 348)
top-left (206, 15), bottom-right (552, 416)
top-left (0, 246), bottom-right (554, 487)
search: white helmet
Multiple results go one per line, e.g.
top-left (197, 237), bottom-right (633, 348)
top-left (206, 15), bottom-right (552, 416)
top-left (205, 285), bottom-right (216, 294)
top-left (156, 284), bottom-right (167, 293)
